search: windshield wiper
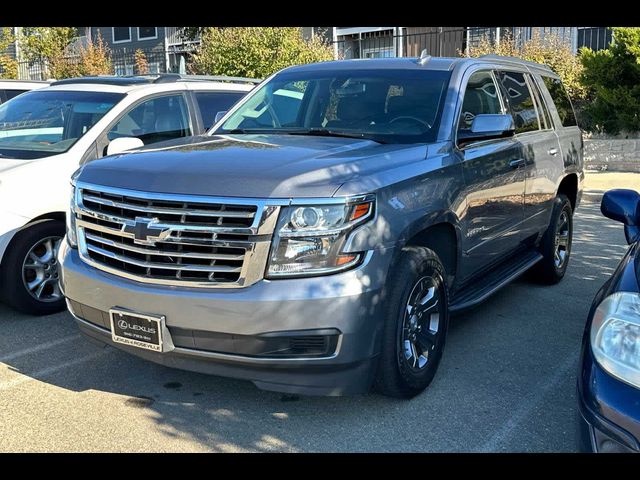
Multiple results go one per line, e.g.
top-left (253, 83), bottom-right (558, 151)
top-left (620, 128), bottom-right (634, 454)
top-left (285, 129), bottom-right (387, 144)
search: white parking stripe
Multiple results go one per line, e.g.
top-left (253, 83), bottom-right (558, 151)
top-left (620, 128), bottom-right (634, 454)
top-left (0, 335), bottom-right (80, 364)
top-left (475, 354), bottom-right (577, 453)
top-left (0, 349), bottom-right (111, 391)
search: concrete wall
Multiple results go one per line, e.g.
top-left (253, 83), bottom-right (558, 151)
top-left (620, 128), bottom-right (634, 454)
top-left (584, 137), bottom-right (640, 172)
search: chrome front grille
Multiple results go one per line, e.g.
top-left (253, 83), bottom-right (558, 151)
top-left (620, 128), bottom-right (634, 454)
top-left (74, 183), bottom-right (280, 288)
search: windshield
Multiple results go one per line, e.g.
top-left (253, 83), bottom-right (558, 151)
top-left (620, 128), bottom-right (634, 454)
top-left (215, 68), bottom-right (451, 144)
top-left (0, 90), bottom-right (124, 160)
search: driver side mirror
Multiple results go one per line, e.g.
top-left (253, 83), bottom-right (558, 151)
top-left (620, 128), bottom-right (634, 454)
top-left (106, 137), bottom-right (145, 156)
top-left (601, 189), bottom-right (640, 244)
top-left (458, 114), bottom-right (515, 145)
top-left (214, 111), bottom-right (228, 125)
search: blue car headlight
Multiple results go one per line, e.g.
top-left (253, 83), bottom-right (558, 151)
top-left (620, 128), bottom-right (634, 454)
top-left (591, 292), bottom-right (640, 389)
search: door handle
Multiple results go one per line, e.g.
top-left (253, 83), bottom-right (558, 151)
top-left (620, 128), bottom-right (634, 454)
top-left (509, 158), bottom-right (525, 169)
top-left (548, 148), bottom-right (558, 156)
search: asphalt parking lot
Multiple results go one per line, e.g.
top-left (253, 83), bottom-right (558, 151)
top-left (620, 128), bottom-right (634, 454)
top-left (1, 172), bottom-right (638, 452)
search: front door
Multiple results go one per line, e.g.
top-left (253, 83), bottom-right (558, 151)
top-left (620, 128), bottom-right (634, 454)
top-left (456, 70), bottom-right (526, 281)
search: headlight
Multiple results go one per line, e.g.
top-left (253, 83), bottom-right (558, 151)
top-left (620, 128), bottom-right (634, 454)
top-left (266, 197), bottom-right (374, 277)
top-left (66, 183), bottom-right (78, 248)
top-left (591, 292), bottom-right (640, 389)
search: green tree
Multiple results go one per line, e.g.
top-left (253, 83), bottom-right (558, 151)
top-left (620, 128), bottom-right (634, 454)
top-left (189, 27), bottom-right (334, 78)
top-left (0, 27), bottom-right (18, 79)
top-left (19, 27), bottom-right (77, 63)
top-left (580, 27), bottom-right (640, 134)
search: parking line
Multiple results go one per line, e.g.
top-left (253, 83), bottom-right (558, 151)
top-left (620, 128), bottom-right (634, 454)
top-left (475, 354), bottom-right (578, 453)
top-left (0, 349), bottom-right (112, 391)
top-left (0, 334), bottom-right (80, 364)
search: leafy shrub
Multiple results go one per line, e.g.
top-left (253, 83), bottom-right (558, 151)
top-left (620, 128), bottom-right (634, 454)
top-left (580, 27), bottom-right (640, 134)
top-left (189, 27), bottom-right (334, 79)
top-left (134, 49), bottom-right (149, 75)
top-left (49, 34), bottom-right (112, 79)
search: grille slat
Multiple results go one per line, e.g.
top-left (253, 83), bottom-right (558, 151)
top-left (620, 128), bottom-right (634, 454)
top-left (86, 244), bottom-right (243, 273)
top-left (76, 186), bottom-right (271, 287)
top-left (83, 193), bottom-right (255, 219)
top-left (84, 232), bottom-right (246, 261)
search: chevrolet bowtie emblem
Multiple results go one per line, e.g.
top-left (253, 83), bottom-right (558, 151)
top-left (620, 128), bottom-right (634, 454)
top-left (122, 217), bottom-right (171, 246)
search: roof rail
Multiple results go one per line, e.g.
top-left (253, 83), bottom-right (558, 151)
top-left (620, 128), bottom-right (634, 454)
top-left (479, 54), bottom-right (553, 72)
top-left (157, 74), bottom-right (262, 85)
top-left (51, 73), bottom-right (262, 87)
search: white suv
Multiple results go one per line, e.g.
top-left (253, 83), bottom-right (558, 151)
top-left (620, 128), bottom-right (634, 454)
top-left (0, 79), bottom-right (51, 104)
top-left (0, 74), bottom-right (256, 314)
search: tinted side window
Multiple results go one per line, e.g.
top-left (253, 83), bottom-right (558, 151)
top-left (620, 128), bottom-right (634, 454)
top-left (458, 71), bottom-right (503, 131)
top-left (529, 77), bottom-right (552, 129)
top-left (108, 94), bottom-right (191, 145)
top-left (195, 92), bottom-right (245, 130)
top-left (542, 76), bottom-right (577, 127)
top-left (5, 89), bottom-right (27, 101)
top-left (498, 71), bottom-right (540, 134)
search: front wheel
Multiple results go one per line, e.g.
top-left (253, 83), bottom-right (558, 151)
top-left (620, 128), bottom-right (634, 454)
top-left (0, 219), bottom-right (66, 315)
top-left (374, 246), bottom-right (449, 398)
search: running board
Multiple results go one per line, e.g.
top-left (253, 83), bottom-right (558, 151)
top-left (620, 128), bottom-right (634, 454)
top-left (449, 251), bottom-right (543, 313)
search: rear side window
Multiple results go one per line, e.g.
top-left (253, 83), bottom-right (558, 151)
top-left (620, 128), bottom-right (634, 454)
top-left (497, 71), bottom-right (540, 134)
top-left (529, 78), bottom-right (552, 129)
top-left (4, 89), bottom-right (27, 101)
top-left (542, 77), bottom-right (578, 127)
top-left (195, 91), bottom-right (245, 130)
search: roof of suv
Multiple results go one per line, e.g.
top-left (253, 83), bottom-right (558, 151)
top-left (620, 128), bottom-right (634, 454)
top-left (44, 74), bottom-right (258, 94)
top-left (282, 55), bottom-right (556, 76)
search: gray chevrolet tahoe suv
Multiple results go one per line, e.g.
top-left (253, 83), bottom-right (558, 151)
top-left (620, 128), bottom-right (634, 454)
top-left (59, 55), bottom-right (583, 398)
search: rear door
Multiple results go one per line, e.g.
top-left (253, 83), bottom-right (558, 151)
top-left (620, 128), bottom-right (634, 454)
top-left (496, 70), bottom-right (562, 244)
top-left (539, 75), bottom-right (583, 180)
top-left (456, 69), bottom-right (526, 280)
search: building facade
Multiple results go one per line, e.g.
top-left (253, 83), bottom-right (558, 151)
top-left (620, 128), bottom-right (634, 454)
top-left (332, 26), bottom-right (613, 60)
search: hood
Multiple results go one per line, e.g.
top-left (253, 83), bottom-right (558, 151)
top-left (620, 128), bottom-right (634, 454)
top-left (77, 134), bottom-right (430, 198)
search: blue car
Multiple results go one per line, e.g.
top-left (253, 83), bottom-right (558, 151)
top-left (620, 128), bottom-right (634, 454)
top-left (578, 189), bottom-right (640, 453)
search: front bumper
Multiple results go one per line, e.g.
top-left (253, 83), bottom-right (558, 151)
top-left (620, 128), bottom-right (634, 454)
top-left (577, 341), bottom-right (640, 453)
top-left (59, 240), bottom-right (394, 396)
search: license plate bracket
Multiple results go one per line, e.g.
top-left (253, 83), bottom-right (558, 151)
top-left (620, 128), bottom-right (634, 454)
top-left (109, 308), bottom-right (165, 352)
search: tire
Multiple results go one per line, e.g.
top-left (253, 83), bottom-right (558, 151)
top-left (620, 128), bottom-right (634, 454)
top-left (374, 246), bottom-right (449, 399)
top-left (0, 219), bottom-right (66, 315)
top-left (532, 194), bottom-right (573, 285)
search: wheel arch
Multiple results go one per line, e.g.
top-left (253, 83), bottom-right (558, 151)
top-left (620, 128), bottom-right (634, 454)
top-left (395, 211), bottom-right (462, 288)
top-left (557, 173), bottom-right (578, 212)
top-left (0, 212), bottom-right (65, 267)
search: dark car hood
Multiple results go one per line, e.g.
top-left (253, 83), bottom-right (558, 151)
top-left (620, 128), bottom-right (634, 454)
top-left (78, 134), bottom-right (429, 198)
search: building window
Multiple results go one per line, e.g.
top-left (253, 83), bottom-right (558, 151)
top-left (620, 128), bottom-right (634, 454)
top-left (138, 27), bottom-right (157, 40)
top-left (112, 27), bottom-right (131, 43)
top-left (362, 47), bottom-right (394, 58)
top-left (148, 62), bottom-right (160, 74)
top-left (577, 27), bottom-right (612, 52)
top-left (115, 64), bottom-right (134, 76)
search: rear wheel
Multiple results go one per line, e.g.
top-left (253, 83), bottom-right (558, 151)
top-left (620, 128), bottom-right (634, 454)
top-left (1, 219), bottom-right (66, 315)
top-left (532, 194), bottom-right (573, 284)
top-left (374, 246), bottom-right (449, 398)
